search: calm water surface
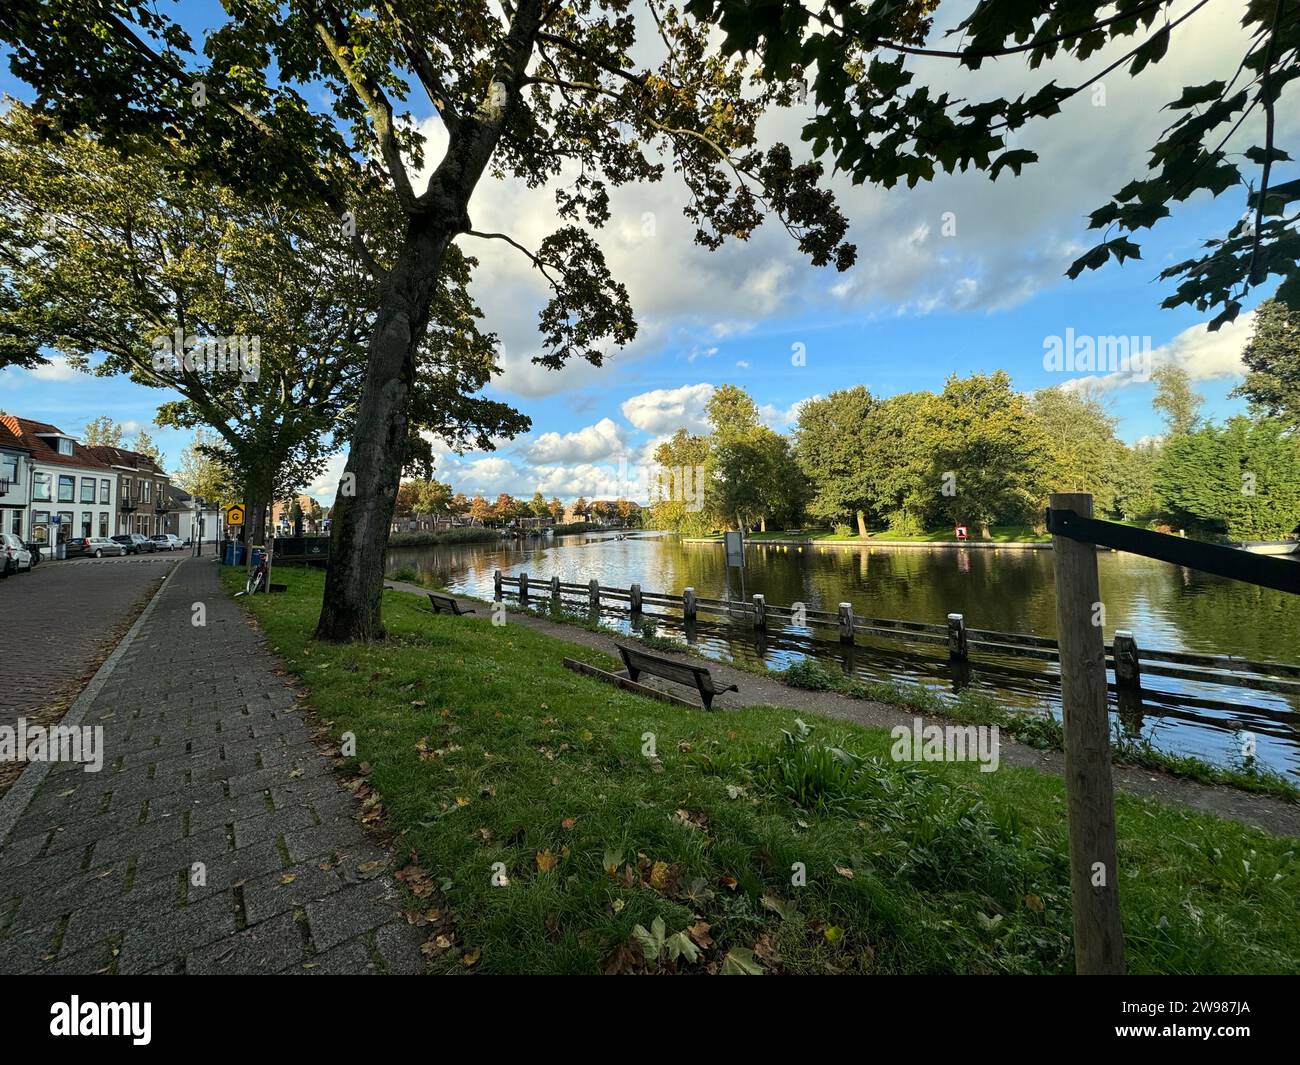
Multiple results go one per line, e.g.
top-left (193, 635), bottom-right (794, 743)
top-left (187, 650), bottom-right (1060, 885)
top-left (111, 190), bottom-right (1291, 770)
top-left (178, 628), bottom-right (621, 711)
top-left (386, 532), bottom-right (1300, 779)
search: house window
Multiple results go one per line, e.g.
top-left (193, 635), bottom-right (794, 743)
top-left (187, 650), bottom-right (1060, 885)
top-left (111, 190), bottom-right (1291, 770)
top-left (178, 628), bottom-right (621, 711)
top-left (57, 475), bottom-right (74, 502)
top-left (80, 477), bottom-right (95, 503)
top-left (33, 472), bottom-right (51, 501)
top-left (57, 438), bottom-right (73, 455)
top-left (57, 510), bottom-right (73, 543)
top-left (1, 454), bottom-right (17, 485)
top-left (98, 513), bottom-right (109, 537)
top-left (10, 510), bottom-right (22, 537)
top-left (141, 480), bottom-right (152, 504)
top-left (81, 511), bottom-right (92, 536)
top-left (33, 510), bottom-right (49, 542)
top-left (100, 478), bottom-right (110, 504)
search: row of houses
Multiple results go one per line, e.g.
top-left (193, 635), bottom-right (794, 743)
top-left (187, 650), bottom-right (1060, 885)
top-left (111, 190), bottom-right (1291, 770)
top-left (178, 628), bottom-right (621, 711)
top-left (0, 414), bottom-right (207, 546)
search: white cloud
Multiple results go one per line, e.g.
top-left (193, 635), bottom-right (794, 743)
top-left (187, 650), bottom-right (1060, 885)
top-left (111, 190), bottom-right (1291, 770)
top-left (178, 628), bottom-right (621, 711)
top-left (1061, 312), bottom-right (1255, 393)
top-left (621, 383), bottom-right (715, 434)
top-left (759, 395), bottom-right (820, 430)
top-left (525, 417), bottom-right (626, 463)
top-left (27, 356), bottom-right (79, 382)
top-left (304, 452), bottom-right (347, 503)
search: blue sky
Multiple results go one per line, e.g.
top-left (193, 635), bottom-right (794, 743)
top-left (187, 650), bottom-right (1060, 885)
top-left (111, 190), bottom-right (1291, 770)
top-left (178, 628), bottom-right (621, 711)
top-left (1, 1), bottom-right (1290, 504)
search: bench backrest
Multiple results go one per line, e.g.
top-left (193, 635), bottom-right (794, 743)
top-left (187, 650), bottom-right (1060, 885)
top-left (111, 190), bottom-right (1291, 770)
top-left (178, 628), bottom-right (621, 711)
top-left (618, 644), bottom-right (716, 692)
top-left (428, 592), bottom-right (459, 612)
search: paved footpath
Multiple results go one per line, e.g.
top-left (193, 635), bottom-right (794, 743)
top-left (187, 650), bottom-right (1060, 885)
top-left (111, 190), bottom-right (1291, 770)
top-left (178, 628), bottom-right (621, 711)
top-left (0, 558), bottom-right (425, 974)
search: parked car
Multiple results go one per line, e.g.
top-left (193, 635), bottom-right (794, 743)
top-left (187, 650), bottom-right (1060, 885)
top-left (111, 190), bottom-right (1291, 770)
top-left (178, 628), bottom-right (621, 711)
top-left (149, 533), bottom-right (184, 551)
top-left (1, 532), bottom-right (34, 576)
top-left (111, 533), bottom-right (157, 555)
top-left (66, 536), bottom-right (127, 559)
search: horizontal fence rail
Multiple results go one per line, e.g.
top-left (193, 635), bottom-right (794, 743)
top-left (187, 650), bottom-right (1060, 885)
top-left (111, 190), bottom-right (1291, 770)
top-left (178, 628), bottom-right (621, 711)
top-left (493, 570), bottom-right (1300, 698)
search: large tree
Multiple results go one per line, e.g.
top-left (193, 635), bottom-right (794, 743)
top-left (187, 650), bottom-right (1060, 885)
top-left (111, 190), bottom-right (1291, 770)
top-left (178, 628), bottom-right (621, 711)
top-left (795, 386), bottom-right (876, 536)
top-left (1234, 297), bottom-right (1300, 428)
top-left (0, 101), bottom-right (520, 545)
top-left (0, 0), bottom-right (856, 640)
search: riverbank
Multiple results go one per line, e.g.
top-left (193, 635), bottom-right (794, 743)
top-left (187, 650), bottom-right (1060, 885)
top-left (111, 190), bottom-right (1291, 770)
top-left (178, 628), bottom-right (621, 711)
top-left (388, 527), bottom-right (498, 548)
top-left (226, 566), bottom-right (1299, 973)
top-left (682, 525), bottom-right (1053, 548)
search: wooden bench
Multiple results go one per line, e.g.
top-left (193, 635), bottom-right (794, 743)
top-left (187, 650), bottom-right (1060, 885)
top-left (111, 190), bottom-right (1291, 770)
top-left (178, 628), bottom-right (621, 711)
top-left (426, 591), bottom-right (476, 616)
top-left (615, 643), bottom-right (737, 711)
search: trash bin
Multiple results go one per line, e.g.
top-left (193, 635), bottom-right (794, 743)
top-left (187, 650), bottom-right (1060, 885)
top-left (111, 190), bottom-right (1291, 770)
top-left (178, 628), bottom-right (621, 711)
top-left (251, 547), bottom-right (267, 568)
top-left (223, 541), bottom-right (245, 566)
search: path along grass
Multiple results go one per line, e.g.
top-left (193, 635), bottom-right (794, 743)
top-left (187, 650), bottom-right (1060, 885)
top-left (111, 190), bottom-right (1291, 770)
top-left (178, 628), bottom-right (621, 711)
top-left (225, 566), bottom-right (1299, 975)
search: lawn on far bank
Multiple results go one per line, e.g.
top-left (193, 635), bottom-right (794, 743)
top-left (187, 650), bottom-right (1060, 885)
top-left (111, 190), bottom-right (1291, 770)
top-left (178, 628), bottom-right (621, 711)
top-left (691, 525), bottom-right (1052, 543)
top-left (224, 565), bottom-right (1300, 975)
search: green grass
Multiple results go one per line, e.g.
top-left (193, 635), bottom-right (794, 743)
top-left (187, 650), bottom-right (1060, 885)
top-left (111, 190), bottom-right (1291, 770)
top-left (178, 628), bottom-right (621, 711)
top-left (689, 525), bottom-right (1052, 543)
top-left (388, 527), bottom-right (499, 548)
top-left (777, 658), bottom-right (1300, 801)
top-left (225, 565), bottom-right (1300, 974)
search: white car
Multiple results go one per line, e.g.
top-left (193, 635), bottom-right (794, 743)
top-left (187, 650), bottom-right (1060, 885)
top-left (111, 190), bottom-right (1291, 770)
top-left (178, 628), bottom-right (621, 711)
top-left (0, 532), bottom-right (33, 576)
top-left (149, 534), bottom-right (184, 551)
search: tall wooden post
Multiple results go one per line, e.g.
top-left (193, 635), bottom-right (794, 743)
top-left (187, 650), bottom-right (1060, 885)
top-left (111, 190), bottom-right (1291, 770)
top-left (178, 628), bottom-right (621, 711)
top-left (752, 594), bottom-right (766, 629)
top-left (838, 603), bottom-right (854, 644)
top-left (588, 579), bottom-right (599, 612)
top-left (629, 582), bottom-right (642, 616)
top-left (1050, 492), bottom-right (1125, 975)
top-left (946, 613), bottom-right (968, 661)
top-left (519, 571), bottom-right (529, 606)
top-left (551, 575), bottom-right (561, 608)
top-left (493, 570), bottom-right (502, 602)
top-left (683, 587), bottom-right (697, 623)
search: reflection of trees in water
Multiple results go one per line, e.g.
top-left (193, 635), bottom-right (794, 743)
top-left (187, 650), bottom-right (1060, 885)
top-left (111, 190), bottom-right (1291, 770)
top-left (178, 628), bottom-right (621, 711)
top-left (391, 539), bottom-right (1298, 671)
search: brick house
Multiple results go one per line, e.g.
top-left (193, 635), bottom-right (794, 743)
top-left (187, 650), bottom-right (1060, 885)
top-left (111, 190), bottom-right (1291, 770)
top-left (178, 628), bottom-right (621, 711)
top-left (83, 445), bottom-right (177, 537)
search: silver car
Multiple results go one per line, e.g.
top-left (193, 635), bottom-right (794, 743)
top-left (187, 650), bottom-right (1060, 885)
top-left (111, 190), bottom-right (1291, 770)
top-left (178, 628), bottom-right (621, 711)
top-left (1, 532), bottom-right (33, 575)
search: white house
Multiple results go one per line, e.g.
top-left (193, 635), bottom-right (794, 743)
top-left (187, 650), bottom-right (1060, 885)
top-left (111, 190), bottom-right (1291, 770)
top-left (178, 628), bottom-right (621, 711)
top-left (0, 418), bottom-right (32, 540)
top-left (0, 415), bottom-right (117, 548)
top-left (170, 487), bottom-right (222, 547)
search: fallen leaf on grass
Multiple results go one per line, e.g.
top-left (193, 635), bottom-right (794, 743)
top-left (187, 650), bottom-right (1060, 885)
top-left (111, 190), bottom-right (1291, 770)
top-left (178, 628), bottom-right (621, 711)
top-left (536, 849), bottom-right (558, 873)
top-left (721, 947), bottom-right (764, 975)
top-left (462, 948), bottom-right (481, 967)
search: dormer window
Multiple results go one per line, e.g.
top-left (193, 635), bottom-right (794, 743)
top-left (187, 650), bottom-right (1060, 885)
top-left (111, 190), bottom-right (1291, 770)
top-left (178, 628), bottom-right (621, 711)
top-left (57, 438), bottom-right (73, 455)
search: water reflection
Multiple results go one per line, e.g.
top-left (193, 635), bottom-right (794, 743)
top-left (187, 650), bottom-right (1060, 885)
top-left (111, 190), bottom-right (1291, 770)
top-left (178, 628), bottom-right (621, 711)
top-left (387, 532), bottom-right (1300, 779)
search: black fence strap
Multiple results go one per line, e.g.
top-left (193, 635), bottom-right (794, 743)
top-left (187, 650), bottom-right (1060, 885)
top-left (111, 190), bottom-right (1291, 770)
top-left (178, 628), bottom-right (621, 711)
top-left (1045, 508), bottom-right (1300, 595)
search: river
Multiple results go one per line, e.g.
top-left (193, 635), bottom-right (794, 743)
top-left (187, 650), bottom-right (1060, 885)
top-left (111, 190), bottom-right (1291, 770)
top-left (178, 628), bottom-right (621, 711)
top-left (386, 531), bottom-right (1300, 780)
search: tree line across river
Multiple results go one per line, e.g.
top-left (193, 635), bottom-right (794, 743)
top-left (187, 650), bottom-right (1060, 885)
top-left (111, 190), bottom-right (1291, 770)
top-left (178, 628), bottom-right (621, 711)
top-left (648, 303), bottom-right (1300, 543)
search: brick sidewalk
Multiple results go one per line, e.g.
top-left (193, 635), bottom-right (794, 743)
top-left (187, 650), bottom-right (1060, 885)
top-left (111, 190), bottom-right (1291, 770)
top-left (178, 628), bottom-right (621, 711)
top-left (0, 558), bottom-right (425, 974)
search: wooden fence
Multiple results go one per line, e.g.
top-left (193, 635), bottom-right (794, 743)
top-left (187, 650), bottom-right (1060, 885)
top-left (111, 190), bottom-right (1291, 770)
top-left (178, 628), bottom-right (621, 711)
top-left (491, 569), bottom-right (1300, 703)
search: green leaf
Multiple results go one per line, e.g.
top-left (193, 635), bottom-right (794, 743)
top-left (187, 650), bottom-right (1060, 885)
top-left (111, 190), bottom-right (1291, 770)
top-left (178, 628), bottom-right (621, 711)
top-left (721, 946), bottom-right (765, 975)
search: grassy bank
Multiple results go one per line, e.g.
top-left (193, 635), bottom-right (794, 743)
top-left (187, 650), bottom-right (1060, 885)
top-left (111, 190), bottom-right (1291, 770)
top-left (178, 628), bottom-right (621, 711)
top-left (689, 525), bottom-right (1052, 544)
top-left (226, 566), bottom-right (1300, 974)
top-left (388, 527), bottom-right (499, 548)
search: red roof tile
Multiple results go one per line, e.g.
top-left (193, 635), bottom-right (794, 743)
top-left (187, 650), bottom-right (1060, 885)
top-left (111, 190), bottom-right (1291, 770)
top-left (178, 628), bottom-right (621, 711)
top-left (0, 415), bottom-right (109, 469)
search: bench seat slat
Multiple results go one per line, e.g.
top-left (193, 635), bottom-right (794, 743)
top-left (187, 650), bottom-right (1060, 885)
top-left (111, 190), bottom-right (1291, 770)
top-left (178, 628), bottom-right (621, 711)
top-left (615, 644), bottom-right (738, 710)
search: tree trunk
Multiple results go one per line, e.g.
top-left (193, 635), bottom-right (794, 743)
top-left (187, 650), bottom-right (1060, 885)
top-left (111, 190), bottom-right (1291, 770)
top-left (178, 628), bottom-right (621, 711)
top-left (316, 217), bottom-right (455, 642)
top-left (856, 509), bottom-right (868, 539)
top-left (759, 514), bottom-right (766, 533)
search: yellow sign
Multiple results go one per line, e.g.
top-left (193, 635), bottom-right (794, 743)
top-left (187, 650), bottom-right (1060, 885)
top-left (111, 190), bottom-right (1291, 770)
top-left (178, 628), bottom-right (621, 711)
top-left (225, 504), bottom-right (245, 526)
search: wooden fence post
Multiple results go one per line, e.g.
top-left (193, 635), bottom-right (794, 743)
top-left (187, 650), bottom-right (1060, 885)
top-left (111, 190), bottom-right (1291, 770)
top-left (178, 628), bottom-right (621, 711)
top-left (1050, 491), bottom-right (1125, 975)
top-left (838, 602), bottom-right (854, 644)
top-left (588, 579), bottom-right (600, 611)
top-left (753, 594), bottom-right (766, 630)
top-left (519, 571), bottom-right (529, 607)
top-left (1113, 631), bottom-right (1141, 693)
top-left (947, 613), bottom-right (968, 661)
top-left (493, 570), bottom-right (502, 602)
top-left (551, 575), bottom-right (561, 607)
top-left (630, 583), bottom-right (642, 615)
top-left (683, 587), bottom-right (697, 623)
